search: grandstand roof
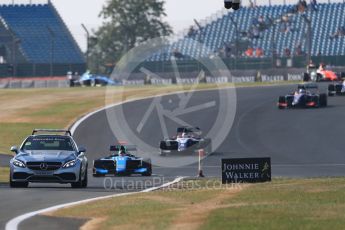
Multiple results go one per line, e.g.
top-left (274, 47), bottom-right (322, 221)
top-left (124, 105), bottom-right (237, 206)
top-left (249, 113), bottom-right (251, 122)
top-left (0, 3), bottom-right (85, 64)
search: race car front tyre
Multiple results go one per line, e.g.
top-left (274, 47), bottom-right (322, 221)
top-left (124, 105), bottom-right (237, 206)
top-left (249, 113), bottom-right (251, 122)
top-left (142, 159), bottom-right (152, 176)
top-left (142, 165), bottom-right (152, 176)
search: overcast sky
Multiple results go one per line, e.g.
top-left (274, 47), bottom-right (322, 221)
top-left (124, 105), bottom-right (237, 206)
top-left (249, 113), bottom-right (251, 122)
top-left (3, 0), bottom-right (339, 51)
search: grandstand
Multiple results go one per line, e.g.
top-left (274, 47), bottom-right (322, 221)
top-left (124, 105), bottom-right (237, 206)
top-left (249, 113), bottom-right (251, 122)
top-left (148, 2), bottom-right (345, 70)
top-left (0, 1), bottom-right (85, 77)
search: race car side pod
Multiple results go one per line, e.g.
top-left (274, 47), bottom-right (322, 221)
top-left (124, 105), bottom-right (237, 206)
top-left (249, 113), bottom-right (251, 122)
top-left (198, 149), bottom-right (205, 177)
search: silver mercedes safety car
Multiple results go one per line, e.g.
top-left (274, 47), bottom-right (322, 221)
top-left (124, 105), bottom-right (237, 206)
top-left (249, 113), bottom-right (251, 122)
top-left (9, 129), bottom-right (88, 188)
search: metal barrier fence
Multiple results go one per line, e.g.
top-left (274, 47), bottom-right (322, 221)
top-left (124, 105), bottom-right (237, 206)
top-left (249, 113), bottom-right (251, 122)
top-left (0, 67), bottom-right (315, 89)
top-left (0, 63), bottom-right (86, 78)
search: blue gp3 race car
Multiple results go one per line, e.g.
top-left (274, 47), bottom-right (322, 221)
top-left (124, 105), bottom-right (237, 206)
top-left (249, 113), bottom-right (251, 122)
top-left (93, 145), bottom-right (152, 177)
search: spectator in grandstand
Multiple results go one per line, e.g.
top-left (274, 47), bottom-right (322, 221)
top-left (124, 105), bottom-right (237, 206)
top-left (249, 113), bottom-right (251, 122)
top-left (280, 22), bottom-right (291, 33)
top-left (288, 4), bottom-right (299, 14)
top-left (298, 0), bottom-right (307, 12)
top-left (280, 15), bottom-right (293, 33)
top-left (211, 49), bottom-right (218, 59)
top-left (248, 26), bottom-right (260, 39)
top-left (256, 47), bottom-right (264, 57)
top-left (310, 0), bottom-right (318, 11)
top-left (284, 47), bottom-right (291, 57)
top-left (295, 43), bottom-right (304, 56)
top-left (187, 26), bottom-right (196, 38)
top-left (245, 47), bottom-right (254, 57)
top-left (248, 0), bottom-right (256, 8)
top-left (173, 49), bottom-right (184, 59)
top-left (267, 17), bottom-right (274, 27)
top-left (307, 60), bottom-right (316, 72)
top-left (300, 0), bottom-right (307, 8)
top-left (251, 17), bottom-right (259, 27)
top-left (329, 26), bottom-right (345, 39)
top-left (258, 16), bottom-right (268, 31)
top-left (219, 47), bottom-right (226, 58)
top-left (225, 44), bottom-right (232, 58)
top-left (282, 15), bottom-right (290, 23)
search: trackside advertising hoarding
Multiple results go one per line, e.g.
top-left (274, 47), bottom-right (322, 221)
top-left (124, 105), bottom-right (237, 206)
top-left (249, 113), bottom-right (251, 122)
top-left (222, 158), bottom-right (271, 183)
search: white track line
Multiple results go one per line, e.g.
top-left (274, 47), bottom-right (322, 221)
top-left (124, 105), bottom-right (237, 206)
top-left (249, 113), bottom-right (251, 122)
top-left (5, 176), bottom-right (184, 230)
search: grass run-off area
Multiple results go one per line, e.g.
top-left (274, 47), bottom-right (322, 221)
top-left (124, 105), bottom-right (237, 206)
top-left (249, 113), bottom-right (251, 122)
top-left (0, 81), bottom-right (300, 155)
top-left (47, 178), bottom-right (345, 230)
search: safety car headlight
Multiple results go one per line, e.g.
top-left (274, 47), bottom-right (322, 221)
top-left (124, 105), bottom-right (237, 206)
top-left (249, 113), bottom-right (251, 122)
top-left (63, 159), bottom-right (77, 168)
top-left (13, 159), bottom-right (26, 168)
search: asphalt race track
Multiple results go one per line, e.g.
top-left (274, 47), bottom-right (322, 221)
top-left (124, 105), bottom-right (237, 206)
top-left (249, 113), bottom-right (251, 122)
top-left (2, 83), bottom-right (345, 229)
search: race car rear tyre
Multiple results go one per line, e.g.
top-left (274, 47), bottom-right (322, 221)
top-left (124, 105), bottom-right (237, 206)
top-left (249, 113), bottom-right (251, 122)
top-left (278, 96), bottom-right (286, 109)
top-left (328, 85), bottom-right (336, 96)
top-left (303, 73), bottom-right (310, 82)
top-left (319, 94), bottom-right (327, 107)
top-left (316, 73), bottom-right (323, 82)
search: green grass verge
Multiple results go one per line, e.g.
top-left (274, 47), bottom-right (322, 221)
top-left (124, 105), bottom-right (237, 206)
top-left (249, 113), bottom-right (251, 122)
top-left (202, 178), bottom-right (345, 230)
top-left (0, 87), bottom-right (107, 154)
top-left (49, 178), bottom-right (345, 230)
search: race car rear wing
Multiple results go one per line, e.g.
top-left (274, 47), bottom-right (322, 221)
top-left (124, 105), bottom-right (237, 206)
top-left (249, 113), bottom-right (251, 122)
top-left (110, 145), bottom-right (137, 152)
top-left (298, 83), bottom-right (318, 90)
top-left (32, 129), bottom-right (72, 136)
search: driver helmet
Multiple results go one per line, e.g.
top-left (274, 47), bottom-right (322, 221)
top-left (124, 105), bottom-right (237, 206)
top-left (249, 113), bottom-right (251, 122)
top-left (299, 88), bottom-right (306, 94)
top-left (118, 146), bottom-right (126, 156)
